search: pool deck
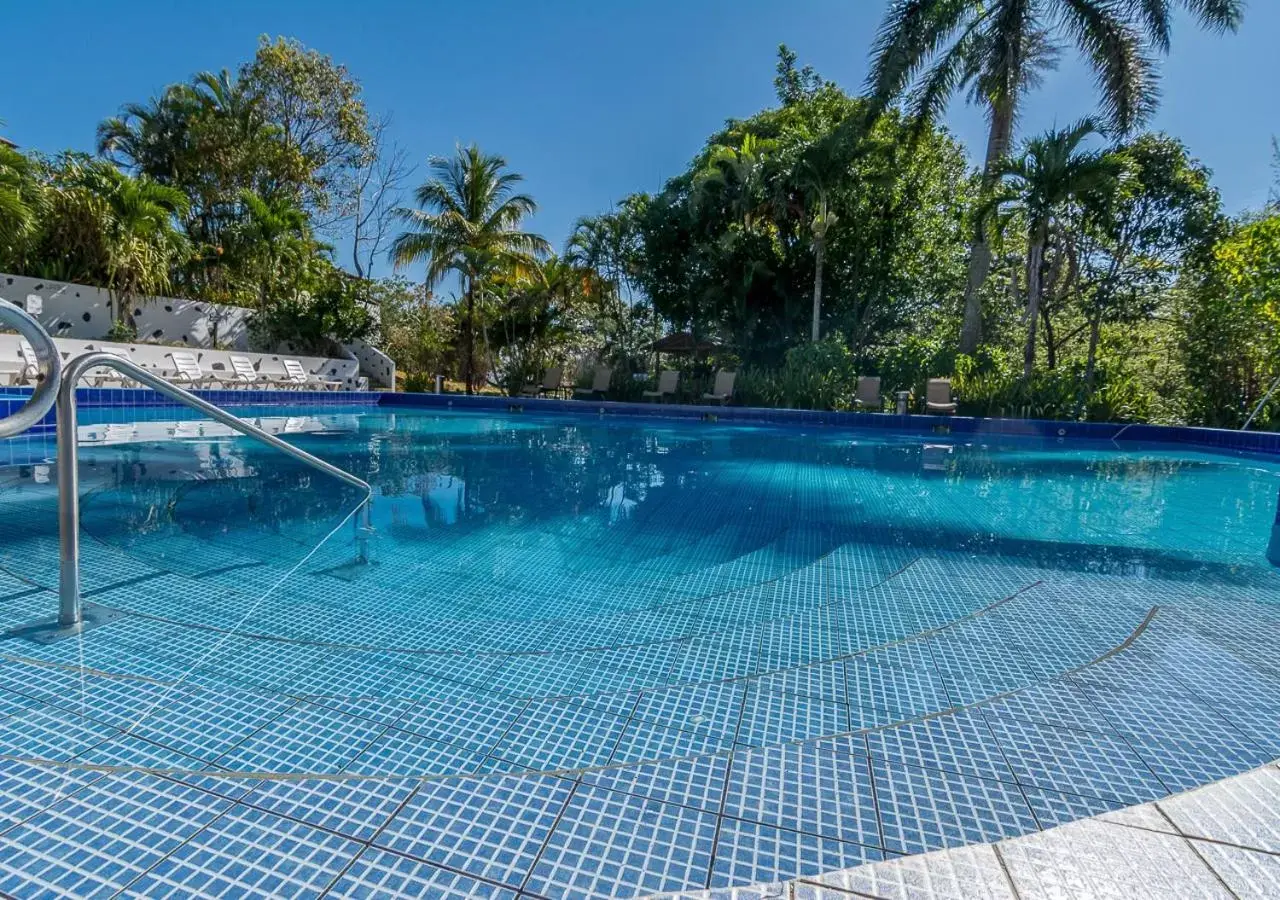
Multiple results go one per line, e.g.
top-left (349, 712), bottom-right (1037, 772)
top-left (651, 760), bottom-right (1280, 898)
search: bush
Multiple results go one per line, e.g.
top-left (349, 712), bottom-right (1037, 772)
top-left (952, 363), bottom-right (1150, 422)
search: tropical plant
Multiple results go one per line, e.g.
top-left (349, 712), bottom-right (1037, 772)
top-left (0, 142), bottom-right (36, 264)
top-left (869, 0), bottom-right (1245, 355)
top-left (390, 143), bottom-right (550, 394)
top-left (981, 121), bottom-right (1125, 378)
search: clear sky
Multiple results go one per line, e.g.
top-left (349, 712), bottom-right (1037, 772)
top-left (3, 0), bottom-right (1275, 277)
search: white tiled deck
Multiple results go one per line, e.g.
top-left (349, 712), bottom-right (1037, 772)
top-left (652, 761), bottom-right (1280, 899)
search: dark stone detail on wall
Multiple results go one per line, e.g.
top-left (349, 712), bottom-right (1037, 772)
top-left (82, 312), bottom-right (91, 322)
top-left (181, 335), bottom-right (189, 343)
top-left (164, 305), bottom-right (173, 313)
top-left (151, 330), bottom-right (164, 339)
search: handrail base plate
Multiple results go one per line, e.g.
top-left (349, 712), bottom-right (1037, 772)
top-left (4, 604), bottom-right (123, 644)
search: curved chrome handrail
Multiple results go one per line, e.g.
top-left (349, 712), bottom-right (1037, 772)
top-left (56, 352), bottom-right (373, 631)
top-left (0, 298), bottom-right (62, 437)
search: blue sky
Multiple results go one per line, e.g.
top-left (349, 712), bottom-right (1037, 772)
top-left (3, 0), bottom-right (1276, 277)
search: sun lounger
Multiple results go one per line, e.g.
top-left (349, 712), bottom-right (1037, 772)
top-left (643, 370), bottom-right (679, 403)
top-left (702, 370), bottom-right (737, 405)
top-left (853, 376), bottom-right (882, 411)
top-left (573, 366), bottom-right (613, 399)
top-left (282, 358), bottom-right (342, 391)
top-left (520, 366), bottom-right (564, 398)
top-left (925, 378), bottom-right (958, 414)
top-left (166, 351), bottom-right (222, 388)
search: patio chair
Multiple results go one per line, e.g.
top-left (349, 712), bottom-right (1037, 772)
top-left (853, 376), bottom-right (882, 411)
top-left (520, 366), bottom-right (564, 398)
top-left (574, 366), bottom-right (613, 399)
top-left (228, 355), bottom-right (279, 389)
top-left (702, 370), bottom-right (737, 405)
top-left (80, 348), bottom-right (138, 388)
top-left (643, 370), bottom-right (680, 403)
top-left (166, 351), bottom-right (222, 388)
top-left (925, 378), bottom-right (958, 414)
top-left (282, 358), bottom-right (343, 391)
top-left (8, 338), bottom-right (41, 385)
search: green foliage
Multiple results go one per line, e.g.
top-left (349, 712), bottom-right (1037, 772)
top-left (1178, 214), bottom-right (1280, 428)
top-left (735, 338), bottom-right (857, 410)
top-left (952, 364), bottom-right (1149, 422)
top-left (624, 53), bottom-right (973, 367)
top-left (250, 262), bottom-right (374, 354)
top-left (391, 143), bottom-right (550, 393)
top-left (375, 277), bottom-right (456, 381)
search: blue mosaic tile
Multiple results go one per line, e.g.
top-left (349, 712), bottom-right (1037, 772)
top-left (737, 684), bottom-right (849, 748)
top-left (489, 696), bottom-right (636, 772)
top-left (583, 753), bottom-right (729, 812)
top-left (985, 716), bottom-right (1169, 804)
top-left (327, 846), bottom-right (517, 899)
top-left (866, 709), bottom-right (1016, 784)
top-left (723, 738), bottom-right (879, 846)
top-left (215, 702), bottom-right (386, 773)
top-left (870, 760), bottom-right (1041, 855)
top-left (710, 816), bottom-right (881, 888)
top-left (125, 803), bottom-right (361, 898)
top-left (0, 773), bottom-right (230, 897)
top-left (375, 774), bottom-right (573, 889)
top-left (241, 777), bottom-right (417, 842)
top-left (525, 782), bottom-right (718, 899)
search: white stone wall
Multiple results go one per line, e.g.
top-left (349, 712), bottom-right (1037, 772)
top-left (0, 334), bottom-right (360, 389)
top-left (0, 273), bottom-right (252, 349)
top-left (1, 272), bottom-right (392, 388)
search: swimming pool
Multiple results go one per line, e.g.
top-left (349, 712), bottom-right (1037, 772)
top-left (1, 403), bottom-right (1279, 897)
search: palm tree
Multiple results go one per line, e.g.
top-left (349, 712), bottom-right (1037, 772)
top-left (693, 134), bottom-right (778, 229)
top-left (231, 191), bottom-right (316, 304)
top-left (982, 120), bottom-right (1123, 378)
top-left (869, 0), bottom-right (1244, 355)
top-left (0, 142), bottom-right (36, 265)
top-left (391, 144), bottom-right (549, 394)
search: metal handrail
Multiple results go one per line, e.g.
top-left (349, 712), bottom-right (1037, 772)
top-left (0, 299), bottom-right (62, 437)
top-left (54, 353), bottom-right (374, 632)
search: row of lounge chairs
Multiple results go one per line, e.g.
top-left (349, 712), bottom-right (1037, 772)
top-left (521, 367), bottom-right (738, 405)
top-left (852, 376), bottom-right (959, 414)
top-left (523, 367), bottom-right (960, 413)
top-left (1, 341), bottom-right (343, 391)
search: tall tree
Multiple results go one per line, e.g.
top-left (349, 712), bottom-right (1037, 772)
top-left (869, 0), bottom-right (1244, 356)
top-left (390, 144), bottom-right (549, 394)
top-left (983, 120), bottom-right (1123, 378)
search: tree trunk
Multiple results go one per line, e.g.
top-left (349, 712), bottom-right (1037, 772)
top-left (1041, 304), bottom-right (1056, 370)
top-left (1084, 304), bottom-right (1103, 392)
top-left (811, 238), bottom-right (825, 342)
top-left (1023, 233), bottom-right (1046, 380)
top-left (960, 101), bottom-right (1016, 356)
top-left (464, 280), bottom-right (475, 396)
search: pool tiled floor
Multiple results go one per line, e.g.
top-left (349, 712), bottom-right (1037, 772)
top-left (1, 444), bottom-right (1280, 896)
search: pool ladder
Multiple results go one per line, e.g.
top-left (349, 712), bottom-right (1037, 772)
top-left (0, 298), bottom-right (374, 641)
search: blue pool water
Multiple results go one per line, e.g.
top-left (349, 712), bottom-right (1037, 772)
top-left (1, 405), bottom-right (1280, 897)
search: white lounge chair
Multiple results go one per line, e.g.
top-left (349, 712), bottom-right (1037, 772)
top-left (643, 370), bottom-right (680, 403)
top-left (80, 347), bottom-right (138, 388)
top-left (14, 338), bottom-right (41, 385)
top-left (574, 366), bottom-right (613, 399)
top-left (166, 351), bottom-right (222, 388)
top-left (282, 358), bottom-right (342, 391)
top-left (702, 370), bottom-right (737, 405)
top-left (228, 355), bottom-right (281, 389)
